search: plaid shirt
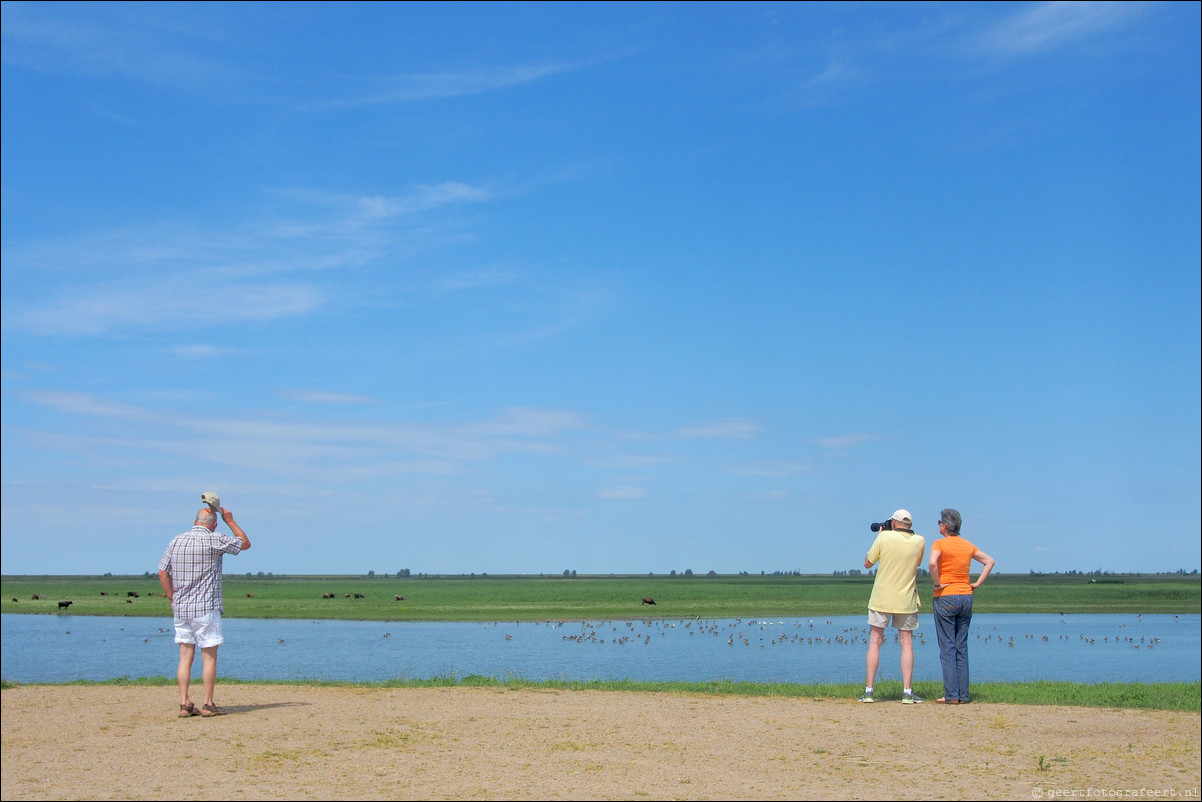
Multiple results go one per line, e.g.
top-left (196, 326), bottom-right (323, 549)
top-left (158, 526), bottom-right (243, 619)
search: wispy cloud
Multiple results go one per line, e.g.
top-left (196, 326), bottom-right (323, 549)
top-left (277, 183), bottom-right (494, 224)
top-left (279, 390), bottom-right (377, 405)
top-left (726, 460), bottom-right (812, 477)
top-left (17, 391), bottom-right (594, 475)
top-left (23, 391), bottom-right (160, 421)
top-left (162, 344), bottom-right (238, 360)
top-left (813, 433), bottom-right (879, 451)
top-left (0, 2), bottom-right (243, 93)
top-left (1, 181), bottom-right (494, 337)
top-left (4, 278), bottom-right (323, 337)
top-left (598, 486), bottom-right (649, 500)
top-left (977, 1), bottom-right (1146, 56)
top-left (307, 62), bottom-right (589, 110)
top-left (14, 390), bottom-right (785, 494)
top-left (671, 420), bottom-right (762, 440)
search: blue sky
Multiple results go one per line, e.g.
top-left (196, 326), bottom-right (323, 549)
top-left (2, 2), bottom-right (1199, 577)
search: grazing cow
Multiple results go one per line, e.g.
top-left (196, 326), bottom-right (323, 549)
top-left (11, 598), bottom-right (17, 603)
top-left (345, 593), bottom-right (351, 598)
top-left (125, 599), bottom-right (133, 604)
top-left (322, 593), bottom-right (333, 599)
top-left (58, 600), bottom-right (73, 610)
top-left (127, 592), bottom-right (139, 598)
top-left (32, 594), bottom-right (40, 600)
top-left (353, 593), bottom-right (365, 599)
top-left (100, 591), bottom-right (108, 596)
top-left (641, 597), bottom-right (656, 605)
top-left (394, 595), bottom-right (405, 601)
top-left (246, 593), bottom-right (255, 598)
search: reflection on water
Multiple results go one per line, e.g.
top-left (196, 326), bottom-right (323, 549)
top-left (2, 613), bottom-right (1197, 685)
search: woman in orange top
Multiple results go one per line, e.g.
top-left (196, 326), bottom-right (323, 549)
top-left (929, 508), bottom-right (995, 704)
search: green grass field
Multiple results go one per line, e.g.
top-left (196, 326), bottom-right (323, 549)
top-left (2, 572), bottom-right (1198, 621)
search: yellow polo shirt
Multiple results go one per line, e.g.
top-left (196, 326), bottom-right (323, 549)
top-left (866, 529), bottom-right (926, 614)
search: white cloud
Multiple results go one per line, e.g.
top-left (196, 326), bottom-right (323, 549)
top-left (599, 486), bottom-right (649, 500)
top-left (22, 391), bottom-right (157, 421)
top-left (279, 390), bottom-right (377, 405)
top-left (813, 433), bottom-right (879, 451)
top-left (1, 179), bottom-right (495, 337)
top-left (726, 460), bottom-right (812, 477)
top-left (671, 420), bottom-right (762, 440)
top-left (4, 279), bottom-right (322, 336)
top-left (977, 1), bottom-right (1145, 56)
top-left (162, 344), bottom-right (229, 360)
top-left (307, 62), bottom-right (590, 110)
top-left (0, 2), bottom-right (243, 92)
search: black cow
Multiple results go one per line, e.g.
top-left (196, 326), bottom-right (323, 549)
top-left (58, 600), bottom-right (73, 610)
top-left (127, 592), bottom-right (139, 598)
top-left (353, 593), bottom-right (365, 599)
top-left (394, 595), bottom-right (405, 601)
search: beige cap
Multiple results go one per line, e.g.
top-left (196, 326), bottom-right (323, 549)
top-left (891, 509), bottom-right (913, 524)
top-left (201, 492), bottom-right (221, 512)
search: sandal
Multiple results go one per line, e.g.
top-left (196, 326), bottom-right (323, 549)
top-left (201, 703), bottom-right (225, 717)
top-left (178, 702), bottom-right (199, 718)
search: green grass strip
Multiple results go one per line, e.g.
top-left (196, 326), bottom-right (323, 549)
top-left (3, 677), bottom-right (1196, 712)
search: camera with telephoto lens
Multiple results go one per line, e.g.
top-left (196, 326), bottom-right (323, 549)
top-left (869, 520), bottom-right (894, 532)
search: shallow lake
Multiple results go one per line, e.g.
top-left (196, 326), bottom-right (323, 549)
top-left (2, 613), bottom-right (1197, 685)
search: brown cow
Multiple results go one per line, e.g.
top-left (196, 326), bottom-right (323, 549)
top-left (641, 597), bottom-right (656, 605)
top-left (394, 595), bottom-right (405, 601)
top-left (246, 593), bottom-right (255, 598)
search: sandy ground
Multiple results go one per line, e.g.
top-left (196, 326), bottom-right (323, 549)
top-left (1, 684), bottom-right (1198, 801)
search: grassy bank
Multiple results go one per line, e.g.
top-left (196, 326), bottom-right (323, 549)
top-left (3, 573), bottom-right (1198, 621)
top-left (2, 676), bottom-right (1196, 711)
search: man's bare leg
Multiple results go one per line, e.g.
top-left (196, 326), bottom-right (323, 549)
top-left (177, 643), bottom-right (196, 707)
top-left (865, 625), bottom-right (884, 688)
top-left (200, 646), bottom-right (219, 708)
top-left (900, 629), bottom-right (915, 690)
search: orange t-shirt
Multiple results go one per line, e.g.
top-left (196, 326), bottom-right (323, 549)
top-left (932, 536), bottom-right (977, 597)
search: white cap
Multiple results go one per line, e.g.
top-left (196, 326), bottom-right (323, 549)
top-left (891, 509), bottom-right (912, 525)
top-left (201, 492), bottom-right (221, 512)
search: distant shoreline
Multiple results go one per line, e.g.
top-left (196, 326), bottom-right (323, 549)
top-left (4, 573), bottom-right (1199, 621)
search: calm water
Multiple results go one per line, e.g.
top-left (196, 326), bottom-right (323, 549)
top-left (2, 613), bottom-right (1197, 685)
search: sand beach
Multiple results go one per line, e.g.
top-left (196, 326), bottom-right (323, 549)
top-left (1, 684), bottom-right (1198, 800)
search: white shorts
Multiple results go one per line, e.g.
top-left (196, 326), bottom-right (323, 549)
top-left (868, 609), bottom-right (920, 631)
top-left (174, 610), bottom-right (224, 648)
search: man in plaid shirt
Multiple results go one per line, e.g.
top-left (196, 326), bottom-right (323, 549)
top-left (158, 500), bottom-right (251, 718)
